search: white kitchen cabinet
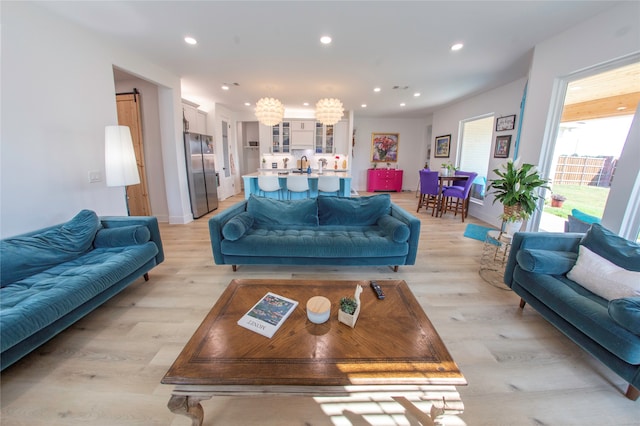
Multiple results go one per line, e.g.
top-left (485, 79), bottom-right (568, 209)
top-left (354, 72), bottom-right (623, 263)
top-left (333, 120), bottom-right (349, 155)
top-left (182, 101), bottom-right (207, 134)
top-left (270, 121), bottom-right (290, 153)
top-left (290, 120), bottom-right (314, 149)
top-left (196, 110), bottom-right (207, 134)
top-left (314, 123), bottom-right (334, 154)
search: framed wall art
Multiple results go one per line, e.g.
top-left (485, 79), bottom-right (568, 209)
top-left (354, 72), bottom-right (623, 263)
top-left (434, 134), bottom-right (451, 158)
top-left (495, 115), bottom-right (516, 131)
top-left (371, 133), bottom-right (399, 162)
top-left (494, 135), bottom-right (512, 158)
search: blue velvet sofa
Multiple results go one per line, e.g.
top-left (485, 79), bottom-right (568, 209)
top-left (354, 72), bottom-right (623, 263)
top-left (0, 210), bottom-right (164, 371)
top-left (208, 194), bottom-right (420, 271)
top-left (504, 224), bottom-right (640, 400)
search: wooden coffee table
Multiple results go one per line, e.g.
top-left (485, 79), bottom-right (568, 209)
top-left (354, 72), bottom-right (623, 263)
top-left (162, 279), bottom-right (466, 425)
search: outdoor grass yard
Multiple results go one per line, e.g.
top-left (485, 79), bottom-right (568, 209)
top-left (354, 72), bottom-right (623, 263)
top-left (544, 184), bottom-right (608, 219)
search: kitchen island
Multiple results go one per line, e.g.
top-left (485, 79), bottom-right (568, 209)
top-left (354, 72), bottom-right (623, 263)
top-left (242, 171), bottom-right (352, 199)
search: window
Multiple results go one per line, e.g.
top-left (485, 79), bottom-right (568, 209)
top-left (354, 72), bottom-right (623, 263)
top-left (459, 114), bottom-right (494, 202)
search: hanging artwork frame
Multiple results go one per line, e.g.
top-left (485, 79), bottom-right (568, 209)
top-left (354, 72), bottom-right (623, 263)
top-left (434, 134), bottom-right (451, 158)
top-left (494, 135), bottom-right (512, 158)
top-left (371, 133), bottom-right (399, 162)
top-left (496, 115), bottom-right (516, 131)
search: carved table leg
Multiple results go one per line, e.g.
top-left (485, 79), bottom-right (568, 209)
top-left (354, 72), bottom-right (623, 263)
top-left (168, 394), bottom-right (212, 426)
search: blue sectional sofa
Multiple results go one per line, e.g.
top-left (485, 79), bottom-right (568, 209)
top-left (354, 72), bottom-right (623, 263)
top-left (208, 194), bottom-right (420, 271)
top-left (504, 224), bottom-right (640, 400)
top-left (0, 210), bottom-right (164, 370)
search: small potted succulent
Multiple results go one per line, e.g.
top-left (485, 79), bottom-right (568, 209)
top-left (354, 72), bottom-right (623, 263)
top-left (338, 285), bottom-right (363, 328)
top-left (551, 193), bottom-right (566, 208)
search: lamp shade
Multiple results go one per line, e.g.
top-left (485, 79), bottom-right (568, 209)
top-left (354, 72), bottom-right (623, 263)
top-left (105, 125), bottom-right (140, 187)
top-left (315, 98), bottom-right (344, 125)
top-left (255, 97), bottom-right (284, 126)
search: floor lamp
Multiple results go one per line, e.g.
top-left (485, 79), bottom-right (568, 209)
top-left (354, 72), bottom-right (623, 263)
top-left (105, 125), bottom-right (140, 215)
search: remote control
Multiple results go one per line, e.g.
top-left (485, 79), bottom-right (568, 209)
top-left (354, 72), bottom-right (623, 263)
top-left (370, 281), bottom-right (385, 300)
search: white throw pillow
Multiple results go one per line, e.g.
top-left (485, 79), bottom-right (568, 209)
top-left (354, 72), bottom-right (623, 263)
top-left (567, 245), bottom-right (640, 300)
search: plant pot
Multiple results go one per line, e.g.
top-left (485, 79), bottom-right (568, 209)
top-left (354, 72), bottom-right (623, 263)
top-left (503, 220), bottom-right (523, 235)
top-left (338, 305), bottom-right (360, 328)
top-left (440, 168), bottom-right (449, 177)
top-left (551, 199), bottom-right (564, 208)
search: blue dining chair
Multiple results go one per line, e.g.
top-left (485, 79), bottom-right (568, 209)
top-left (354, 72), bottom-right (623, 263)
top-left (417, 169), bottom-right (440, 216)
top-left (441, 171), bottom-right (477, 222)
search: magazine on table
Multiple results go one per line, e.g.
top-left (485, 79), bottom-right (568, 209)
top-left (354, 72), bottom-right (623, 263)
top-left (237, 292), bottom-right (299, 338)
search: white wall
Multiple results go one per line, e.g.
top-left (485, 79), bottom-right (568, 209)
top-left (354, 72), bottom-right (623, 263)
top-left (351, 117), bottom-right (432, 191)
top-left (431, 78), bottom-right (528, 228)
top-left (518, 1), bottom-right (640, 231)
top-left (114, 78), bottom-right (170, 222)
top-left (0, 2), bottom-right (191, 237)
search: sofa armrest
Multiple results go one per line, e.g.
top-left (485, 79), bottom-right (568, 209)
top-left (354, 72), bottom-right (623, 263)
top-left (504, 231), bottom-right (582, 287)
top-left (99, 216), bottom-right (164, 265)
top-left (208, 200), bottom-right (248, 264)
top-left (389, 203), bottom-right (421, 265)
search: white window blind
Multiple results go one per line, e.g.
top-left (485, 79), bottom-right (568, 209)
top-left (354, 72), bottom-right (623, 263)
top-left (460, 115), bottom-right (494, 202)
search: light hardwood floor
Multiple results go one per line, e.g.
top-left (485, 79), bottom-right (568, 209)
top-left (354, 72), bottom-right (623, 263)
top-left (1, 192), bottom-right (638, 425)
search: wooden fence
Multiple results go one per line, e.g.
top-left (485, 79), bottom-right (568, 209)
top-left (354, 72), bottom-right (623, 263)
top-left (553, 155), bottom-right (616, 187)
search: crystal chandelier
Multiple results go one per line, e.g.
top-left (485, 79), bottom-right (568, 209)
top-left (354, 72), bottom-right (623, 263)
top-left (254, 97), bottom-right (284, 126)
top-left (315, 98), bottom-right (344, 125)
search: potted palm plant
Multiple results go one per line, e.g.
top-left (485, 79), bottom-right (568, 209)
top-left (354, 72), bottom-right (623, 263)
top-left (487, 159), bottom-right (548, 234)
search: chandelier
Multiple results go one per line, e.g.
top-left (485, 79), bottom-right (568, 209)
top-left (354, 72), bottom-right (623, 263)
top-left (315, 98), bottom-right (344, 125)
top-left (254, 97), bottom-right (284, 126)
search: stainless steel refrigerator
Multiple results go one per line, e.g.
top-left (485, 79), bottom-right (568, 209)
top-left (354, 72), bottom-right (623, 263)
top-left (184, 132), bottom-right (218, 218)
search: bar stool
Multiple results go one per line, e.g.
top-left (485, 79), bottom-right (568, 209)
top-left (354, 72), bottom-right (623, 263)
top-left (286, 175), bottom-right (310, 200)
top-left (317, 176), bottom-right (340, 197)
top-left (258, 175), bottom-right (282, 199)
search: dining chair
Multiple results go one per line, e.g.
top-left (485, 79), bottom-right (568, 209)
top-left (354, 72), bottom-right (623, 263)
top-left (441, 171), bottom-right (478, 222)
top-left (317, 175), bottom-right (341, 197)
top-left (416, 169), bottom-right (440, 216)
top-left (257, 175), bottom-right (282, 199)
top-left (286, 175), bottom-right (310, 200)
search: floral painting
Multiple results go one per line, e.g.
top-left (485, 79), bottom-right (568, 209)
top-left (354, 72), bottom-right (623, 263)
top-left (371, 133), bottom-right (399, 162)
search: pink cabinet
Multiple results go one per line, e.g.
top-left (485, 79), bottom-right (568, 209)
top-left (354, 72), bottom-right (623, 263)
top-left (367, 169), bottom-right (403, 192)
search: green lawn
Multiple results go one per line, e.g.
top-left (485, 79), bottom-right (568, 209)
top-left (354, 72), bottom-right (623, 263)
top-left (544, 184), bottom-right (609, 219)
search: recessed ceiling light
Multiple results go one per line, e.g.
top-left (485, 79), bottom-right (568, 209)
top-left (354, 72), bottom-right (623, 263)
top-left (303, 102), bottom-right (309, 106)
top-left (244, 102), bottom-right (251, 106)
top-left (221, 84), bottom-right (230, 91)
top-left (373, 87), bottom-right (381, 93)
top-left (617, 106), bottom-right (627, 111)
top-left (320, 35), bottom-right (332, 44)
top-left (450, 43), bottom-right (463, 51)
top-left (414, 92), bottom-right (421, 97)
top-left (400, 103), bottom-right (406, 107)
top-left (184, 36), bottom-right (197, 45)
top-left (361, 104), bottom-right (367, 108)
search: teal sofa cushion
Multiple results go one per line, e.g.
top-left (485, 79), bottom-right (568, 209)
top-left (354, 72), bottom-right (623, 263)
top-left (222, 212), bottom-right (254, 241)
top-left (247, 195), bottom-right (318, 226)
top-left (581, 223), bottom-right (640, 272)
top-left (0, 243), bottom-right (159, 353)
top-left (376, 215), bottom-right (410, 243)
top-left (220, 225), bottom-right (408, 258)
top-left (318, 194), bottom-right (391, 225)
top-left (93, 225), bottom-right (150, 248)
top-left (0, 210), bottom-right (100, 287)
top-left (608, 297), bottom-right (640, 336)
top-left (516, 249), bottom-right (578, 275)
top-left (572, 209), bottom-right (601, 225)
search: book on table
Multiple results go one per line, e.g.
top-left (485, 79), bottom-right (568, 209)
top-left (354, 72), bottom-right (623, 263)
top-left (237, 292), bottom-right (299, 338)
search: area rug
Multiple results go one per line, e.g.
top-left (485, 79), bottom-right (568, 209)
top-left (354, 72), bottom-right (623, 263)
top-left (464, 223), bottom-right (499, 242)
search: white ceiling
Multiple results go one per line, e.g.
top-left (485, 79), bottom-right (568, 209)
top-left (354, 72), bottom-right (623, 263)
top-left (36, 1), bottom-right (623, 118)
